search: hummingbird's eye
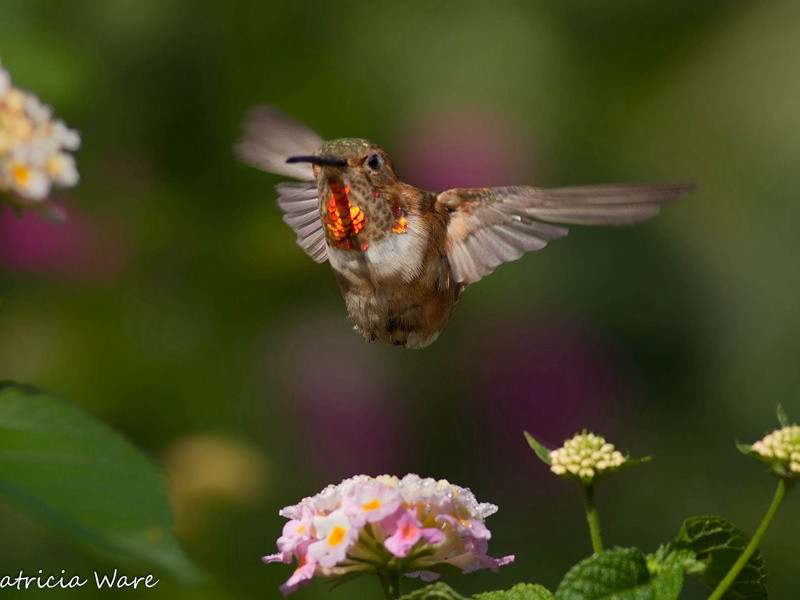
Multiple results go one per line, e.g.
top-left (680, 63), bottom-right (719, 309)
top-left (366, 153), bottom-right (382, 172)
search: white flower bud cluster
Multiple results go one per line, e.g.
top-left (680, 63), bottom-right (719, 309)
top-left (752, 425), bottom-right (800, 475)
top-left (0, 59), bottom-right (80, 203)
top-left (550, 431), bottom-right (626, 481)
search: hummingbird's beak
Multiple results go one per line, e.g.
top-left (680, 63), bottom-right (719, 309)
top-left (286, 155), bottom-right (348, 167)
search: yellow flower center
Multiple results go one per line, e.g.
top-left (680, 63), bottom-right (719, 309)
top-left (328, 525), bottom-right (346, 547)
top-left (362, 498), bottom-right (381, 511)
top-left (11, 163), bottom-right (29, 185)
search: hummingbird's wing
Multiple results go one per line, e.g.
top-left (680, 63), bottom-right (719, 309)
top-left (275, 182), bottom-right (328, 263)
top-left (236, 105), bottom-right (322, 180)
top-left (437, 183), bottom-right (695, 285)
top-left (236, 105), bottom-right (328, 263)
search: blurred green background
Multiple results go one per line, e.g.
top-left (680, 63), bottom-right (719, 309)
top-left (1, 1), bottom-right (799, 598)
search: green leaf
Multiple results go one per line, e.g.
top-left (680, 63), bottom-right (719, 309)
top-left (399, 583), bottom-right (555, 600)
top-left (399, 582), bottom-right (465, 600)
top-left (555, 547), bottom-right (684, 600)
top-left (646, 546), bottom-right (703, 577)
top-left (736, 442), bottom-right (754, 456)
top-left (0, 382), bottom-right (202, 583)
top-left (674, 515), bottom-right (767, 600)
top-left (776, 404), bottom-right (790, 428)
top-left (473, 583), bottom-right (555, 599)
top-left (524, 431), bottom-right (551, 465)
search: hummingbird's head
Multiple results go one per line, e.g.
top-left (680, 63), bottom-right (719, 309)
top-left (287, 138), bottom-right (407, 249)
top-left (287, 138), bottom-right (398, 187)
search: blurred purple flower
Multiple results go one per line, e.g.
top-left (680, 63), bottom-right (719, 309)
top-left (0, 206), bottom-right (131, 280)
top-left (459, 311), bottom-right (629, 475)
top-left (266, 313), bottom-right (411, 478)
top-left (395, 105), bottom-right (539, 192)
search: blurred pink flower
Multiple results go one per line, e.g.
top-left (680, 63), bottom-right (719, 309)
top-left (395, 105), bottom-right (539, 192)
top-left (0, 205), bottom-right (131, 280)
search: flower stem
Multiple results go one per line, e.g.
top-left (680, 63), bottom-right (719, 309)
top-left (378, 567), bottom-right (402, 600)
top-left (581, 484), bottom-right (604, 554)
top-left (707, 478), bottom-right (788, 600)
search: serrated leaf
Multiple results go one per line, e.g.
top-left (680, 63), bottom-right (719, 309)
top-left (674, 515), bottom-right (767, 600)
top-left (647, 547), bottom-right (703, 576)
top-left (776, 405), bottom-right (789, 428)
top-left (399, 582), bottom-right (465, 600)
top-left (524, 431), bottom-right (551, 465)
top-left (0, 382), bottom-right (202, 583)
top-left (473, 582), bottom-right (555, 599)
top-left (555, 547), bottom-right (683, 600)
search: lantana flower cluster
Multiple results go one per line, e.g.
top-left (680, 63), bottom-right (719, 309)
top-left (550, 431), bottom-right (626, 482)
top-left (264, 474), bottom-right (514, 595)
top-left (751, 425), bottom-right (800, 477)
top-left (0, 58), bottom-right (80, 204)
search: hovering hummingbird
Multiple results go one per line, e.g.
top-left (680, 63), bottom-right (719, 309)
top-left (236, 105), bottom-right (694, 349)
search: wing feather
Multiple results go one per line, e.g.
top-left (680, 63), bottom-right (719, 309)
top-left (275, 181), bottom-right (328, 263)
top-left (438, 182), bottom-right (694, 284)
top-left (236, 105), bottom-right (323, 180)
top-left (235, 105), bottom-right (328, 262)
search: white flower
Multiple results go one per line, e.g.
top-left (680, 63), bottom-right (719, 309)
top-left (0, 58), bottom-right (80, 205)
top-left (550, 431), bottom-right (627, 482)
top-left (752, 425), bottom-right (800, 476)
top-left (4, 157), bottom-right (50, 201)
top-left (52, 119), bottom-right (81, 150)
top-left (307, 509), bottom-right (358, 568)
top-left (24, 94), bottom-right (52, 125)
top-left (0, 62), bottom-right (10, 98)
top-left (46, 153), bottom-right (79, 186)
top-left (341, 479), bottom-right (403, 526)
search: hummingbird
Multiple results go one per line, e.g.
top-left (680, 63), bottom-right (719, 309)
top-left (236, 105), bottom-right (694, 349)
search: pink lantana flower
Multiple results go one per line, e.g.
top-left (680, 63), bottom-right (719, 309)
top-left (276, 505), bottom-right (315, 556)
top-left (342, 479), bottom-right (403, 526)
top-left (307, 509), bottom-right (359, 568)
top-left (263, 550), bottom-right (316, 596)
top-left (263, 474), bottom-right (513, 597)
top-left (383, 508), bottom-right (443, 558)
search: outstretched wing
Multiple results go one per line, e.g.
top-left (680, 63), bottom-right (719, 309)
top-left (236, 105), bottom-right (328, 262)
top-left (437, 183), bottom-right (695, 285)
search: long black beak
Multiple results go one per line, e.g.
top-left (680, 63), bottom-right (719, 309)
top-left (286, 155), bottom-right (348, 167)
